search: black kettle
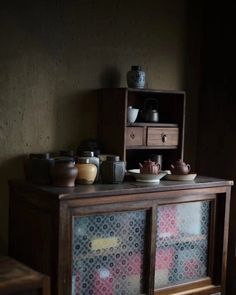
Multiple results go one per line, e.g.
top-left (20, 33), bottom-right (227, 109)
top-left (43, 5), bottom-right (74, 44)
top-left (143, 98), bottom-right (159, 122)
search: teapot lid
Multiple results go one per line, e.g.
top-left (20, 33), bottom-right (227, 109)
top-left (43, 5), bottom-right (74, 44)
top-left (174, 159), bottom-right (186, 165)
top-left (143, 159), bottom-right (156, 165)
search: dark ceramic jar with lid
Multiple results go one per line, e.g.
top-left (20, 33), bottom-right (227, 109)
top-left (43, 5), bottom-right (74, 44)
top-left (127, 65), bottom-right (146, 89)
top-left (24, 153), bottom-right (54, 185)
top-left (50, 157), bottom-right (78, 187)
top-left (100, 155), bottom-right (125, 184)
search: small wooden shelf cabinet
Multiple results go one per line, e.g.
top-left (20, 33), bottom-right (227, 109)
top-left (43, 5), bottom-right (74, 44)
top-left (98, 88), bottom-right (185, 170)
top-left (9, 177), bottom-right (233, 295)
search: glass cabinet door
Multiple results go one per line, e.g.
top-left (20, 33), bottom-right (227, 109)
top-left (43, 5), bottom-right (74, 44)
top-left (155, 201), bottom-right (210, 289)
top-left (72, 210), bottom-right (147, 295)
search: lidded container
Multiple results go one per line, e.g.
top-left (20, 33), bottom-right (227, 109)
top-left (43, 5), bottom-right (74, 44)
top-left (77, 151), bottom-right (100, 182)
top-left (24, 153), bottom-right (54, 185)
top-left (76, 158), bottom-right (97, 184)
top-left (100, 155), bottom-right (125, 184)
top-left (127, 65), bottom-right (145, 89)
top-left (50, 157), bottom-right (78, 187)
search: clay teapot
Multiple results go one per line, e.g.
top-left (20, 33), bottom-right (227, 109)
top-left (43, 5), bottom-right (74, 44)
top-left (139, 160), bottom-right (160, 175)
top-left (170, 159), bottom-right (191, 175)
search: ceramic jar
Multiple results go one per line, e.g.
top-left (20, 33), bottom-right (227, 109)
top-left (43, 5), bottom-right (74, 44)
top-left (77, 151), bottom-right (100, 182)
top-left (127, 65), bottom-right (145, 89)
top-left (24, 153), bottom-right (54, 185)
top-left (51, 158), bottom-right (78, 187)
top-left (100, 155), bottom-right (125, 184)
top-left (76, 158), bottom-right (97, 184)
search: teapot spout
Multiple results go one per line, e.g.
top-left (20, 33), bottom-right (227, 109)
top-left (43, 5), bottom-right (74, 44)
top-left (139, 163), bottom-right (143, 169)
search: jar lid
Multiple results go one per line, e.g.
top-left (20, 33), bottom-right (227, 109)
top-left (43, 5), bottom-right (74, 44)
top-left (54, 156), bottom-right (75, 164)
top-left (106, 155), bottom-right (120, 162)
top-left (29, 153), bottom-right (50, 160)
top-left (59, 150), bottom-right (75, 157)
top-left (131, 65), bottom-right (141, 71)
top-left (82, 151), bottom-right (94, 157)
top-left (78, 158), bottom-right (90, 164)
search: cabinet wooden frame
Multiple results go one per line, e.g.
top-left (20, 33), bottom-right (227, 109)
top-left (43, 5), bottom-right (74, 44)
top-left (57, 193), bottom-right (229, 295)
top-left (8, 179), bottom-right (232, 295)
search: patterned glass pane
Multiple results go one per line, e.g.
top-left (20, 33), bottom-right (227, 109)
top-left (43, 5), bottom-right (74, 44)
top-left (155, 201), bottom-right (210, 289)
top-left (72, 211), bottom-right (147, 295)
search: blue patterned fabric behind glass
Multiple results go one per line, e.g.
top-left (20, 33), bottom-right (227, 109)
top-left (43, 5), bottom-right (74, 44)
top-left (72, 211), bottom-right (147, 295)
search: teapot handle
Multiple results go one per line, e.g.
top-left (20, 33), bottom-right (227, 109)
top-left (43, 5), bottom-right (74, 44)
top-left (187, 164), bottom-right (191, 172)
top-left (144, 98), bottom-right (158, 111)
top-left (170, 164), bottom-right (175, 170)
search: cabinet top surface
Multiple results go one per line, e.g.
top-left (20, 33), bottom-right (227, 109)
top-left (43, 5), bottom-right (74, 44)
top-left (99, 87), bottom-right (186, 95)
top-left (9, 176), bottom-right (233, 200)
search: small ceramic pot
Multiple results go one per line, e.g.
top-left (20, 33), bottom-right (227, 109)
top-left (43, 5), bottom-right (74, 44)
top-left (77, 151), bottom-right (100, 182)
top-left (24, 153), bottom-right (54, 185)
top-left (76, 158), bottom-right (97, 184)
top-left (51, 158), bottom-right (78, 187)
top-left (127, 65), bottom-right (145, 88)
top-left (170, 159), bottom-right (191, 175)
top-left (100, 155), bottom-right (125, 184)
top-left (139, 160), bottom-right (160, 175)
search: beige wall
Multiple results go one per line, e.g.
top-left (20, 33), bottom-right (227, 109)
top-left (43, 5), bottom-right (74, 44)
top-left (0, 0), bottom-right (198, 253)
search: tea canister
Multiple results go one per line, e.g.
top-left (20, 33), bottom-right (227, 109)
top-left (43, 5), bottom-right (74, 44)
top-left (100, 155), bottom-right (125, 184)
top-left (76, 158), bottom-right (97, 184)
top-left (77, 151), bottom-right (100, 182)
top-left (50, 157), bottom-right (78, 187)
top-left (24, 153), bottom-right (54, 185)
top-left (127, 65), bottom-right (145, 89)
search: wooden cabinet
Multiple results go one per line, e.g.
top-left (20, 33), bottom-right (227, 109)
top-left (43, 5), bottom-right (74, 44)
top-left (8, 177), bottom-right (233, 295)
top-left (98, 88), bottom-right (185, 170)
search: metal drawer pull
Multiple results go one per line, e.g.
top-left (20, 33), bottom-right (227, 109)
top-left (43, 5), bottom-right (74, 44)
top-left (130, 132), bottom-right (135, 139)
top-left (162, 134), bottom-right (167, 143)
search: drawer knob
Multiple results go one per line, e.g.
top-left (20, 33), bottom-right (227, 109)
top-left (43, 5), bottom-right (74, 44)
top-left (162, 134), bottom-right (167, 143)
top-left (130, 132), bottom-right (135, 140)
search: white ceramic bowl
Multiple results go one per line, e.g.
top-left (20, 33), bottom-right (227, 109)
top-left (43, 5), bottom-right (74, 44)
top-left (128, 169), bottom-right (167, 183)
top-left (127, 107), bottom-right (139, 123)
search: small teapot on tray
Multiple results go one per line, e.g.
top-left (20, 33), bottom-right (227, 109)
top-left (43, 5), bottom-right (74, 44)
top-left (170, 159), bottom-right (191, 175)
top-left (139, 159), bottom-right (161, 175)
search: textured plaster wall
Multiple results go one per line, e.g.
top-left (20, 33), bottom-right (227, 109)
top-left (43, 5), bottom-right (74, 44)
top-left (0, 0), bottom-right (195, 253)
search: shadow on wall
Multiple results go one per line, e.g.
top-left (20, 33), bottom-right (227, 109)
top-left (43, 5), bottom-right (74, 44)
top-left (100, 66), bottom-right (121, 88)
top-left (0, 155), bottom-right (25, 254)
top-left (54, 89), bottom-right (99, 151)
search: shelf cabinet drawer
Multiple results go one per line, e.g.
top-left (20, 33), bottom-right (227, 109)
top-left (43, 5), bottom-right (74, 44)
top-left (147, 127), bottom-right (178, 147)
top-left (126, 127), bottom-right (145, 146)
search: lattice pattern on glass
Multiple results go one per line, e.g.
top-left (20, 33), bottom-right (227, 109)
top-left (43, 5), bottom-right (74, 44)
top-left (155, 201), bottom-right (210, 289)
top-left (72, 211), bottom-right (147, 295)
